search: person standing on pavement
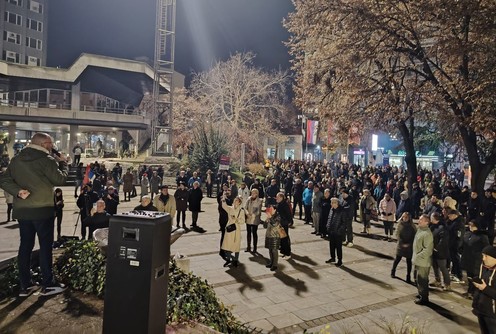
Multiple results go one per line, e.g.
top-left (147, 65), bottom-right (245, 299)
top-left (174, 181), bottom-right (189, 229)
top-left (379, 193), bottom-right (397, 241)
top-left (0, 132), bottom-right (68, 297)
top-left (121, 168), bottom-right (134, 202)
top-left (429, 212), bottom-right (451, 291)
top-left (292, 178), bottom-right (304, 220)
top-left (340, 188), bottom-right (355, 247)
top-left (54, 188), bottom-right (64, 241)
top-left (391, 212), bottom-right (416, 283)
top-left (72, 142), bottom-right (83, 166)
top-left (154, 185), bottom-right (176, 221)
top-left (320, 189), bottom-right (332, 240)
top-left (325, 197), bottom-right (346, 267)
top-left (74, 162), bottom-right (84, 198)
top-left (446, 209), bottom-right (466, 283)
top-left (311, 184), bottom-right (323, 236)
top-left (302, 181), bottom-right (314, 225)
top-left (217, 183), bottom-right (233, 261)
top-left (264, 205), bottom-right (282, 271)
top-left (244, 188), bottom-right (262, 253)
top-left (412, 214), bottom-right (434, 305)
top-left (188, 181), bottom-right (204, 231)
top-left (102, 186), bottom-right (119, 215)
top-left (221, 196), bottom-right (246, 268)
top-left (76, 183), bottom-right (99, 240)
top-left (276, 192), bottom-right (292, 259)
top-left (472, 245), bottom-right (496, 334)
top-left (461, 220), bottom-right (489, 299)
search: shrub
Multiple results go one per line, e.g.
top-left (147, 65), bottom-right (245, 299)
top-left (55, 240), bottom-right (106, 297)
top-left (54, 240), bottom-right (250, 333)
top-left (247, 163), bottom-right (268, 178)
top-left (0, 259), bottom-right (19, 299)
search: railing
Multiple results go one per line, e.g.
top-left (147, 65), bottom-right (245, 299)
top-left (0, 100), bottom-right (144, 116)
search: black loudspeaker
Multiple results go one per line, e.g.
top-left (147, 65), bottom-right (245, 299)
top-left (103, 211), bottom-right (171, 334)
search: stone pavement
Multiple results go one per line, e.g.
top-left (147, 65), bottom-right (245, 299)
top-left (0, 186), bottom-right (480, 333)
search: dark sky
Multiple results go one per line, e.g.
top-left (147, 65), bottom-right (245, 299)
top-left (48, 0), bottom-right (294, 81)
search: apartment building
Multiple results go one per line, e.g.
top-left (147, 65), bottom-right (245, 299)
top-left (0, 0), bottom-right (47, 66)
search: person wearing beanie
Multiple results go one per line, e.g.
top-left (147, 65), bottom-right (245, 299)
top-left (472, 245), bottom-right (496, 334)
top-left (461, 220), bottom-right (489, 299)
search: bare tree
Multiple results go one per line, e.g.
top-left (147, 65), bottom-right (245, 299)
top-left (285, 0), bottom-right (496, 193)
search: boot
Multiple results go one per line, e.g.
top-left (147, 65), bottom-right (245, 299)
top-left (391, 269), bottom-right (396, 278)
top-left (406, 275), bottom-right (412, 284)
top-left (244, 247), bottom-right (251, 253)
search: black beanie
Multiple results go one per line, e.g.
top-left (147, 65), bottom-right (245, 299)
top-left (482, 245), bottom-right (496, 259)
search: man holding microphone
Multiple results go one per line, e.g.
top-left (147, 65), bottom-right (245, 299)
top-left (0, 133), bottom-right (68, 297)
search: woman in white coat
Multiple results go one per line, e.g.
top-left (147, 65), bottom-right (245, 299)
top-left (221, 195), bottom-right (246, 267)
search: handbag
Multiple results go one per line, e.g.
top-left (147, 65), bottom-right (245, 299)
top-left (226, 209), bottom-right (242, 233)
top-left (277, 225), bottom-right (287, 239)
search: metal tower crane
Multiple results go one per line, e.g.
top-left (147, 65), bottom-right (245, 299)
top-left (152, 0), bottom-right (176, 155)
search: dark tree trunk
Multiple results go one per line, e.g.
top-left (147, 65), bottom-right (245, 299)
top-left (398, 120), bottom-right (418, 196)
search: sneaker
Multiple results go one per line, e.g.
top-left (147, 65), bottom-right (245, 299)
top-left (283, 255), bottom-right (292, 260)
top-left (19, 285), bottom-right (38, 297)
top-left (335, 261), bottom-right (343, 267)
top-left (443, 285), bottom-right (451, 291)
top-left (429, 281), bottom-right (442, 288)
top-left (346, 242), bottom-right (354, 248)
top-left (40, 282), bottom-right (67, 296)
top-left (342, 241), bottom-right (348, 245)
top-left (452, 276), bottom-right (464, 284)
top-left (414, 297), bottom-right (429, 305)
top-left (310, 231), bottom-right (317, 234)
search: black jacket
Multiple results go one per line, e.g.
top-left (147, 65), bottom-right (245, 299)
top-left (446, 215), bottom-right (466, 250)
top-left (326, 206), bottom-right (346, 236)
top-left (472, 264), bottom-right (496, 319)
top-left (188, 187), bottom-right (203, 212)
top-left (276, 199), bottom-right (292, 227)
top-left (430, 223), bottom-right (449, 260)
top-left (461, 230), bottom-right (489, 274)
top-left (103, 191), bottom-right (119, 215)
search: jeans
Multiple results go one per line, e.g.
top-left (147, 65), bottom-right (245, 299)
top-left (449, 244), bottom-right (463, 279)
top-left (176, 210), bottom-right (186, 227)
top-left (246, 224), bottom-right (259, 250)
top-left (383, 221), bottom-right (394, 236)
top-left (18, 218), bottom-right (55, 289)
top-left (303, 204), bottom-right (312, 223)
top-left (391, 255), bottom-right (412, 279)
top-left (432, 258), bottom-right (450, 286)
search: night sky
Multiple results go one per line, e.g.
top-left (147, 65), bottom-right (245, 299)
top-left (47, 0), bottom-right (294, 81)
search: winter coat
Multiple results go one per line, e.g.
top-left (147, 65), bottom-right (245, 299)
top-left (221, 202), bottom-right (246, 253)
top-left (245, 197), bottom-right (262, 225)
top-left (446, 215), bottom-right (466, 250)
top-left (149, 175), bottom-right (162, 194)
top-left (0, 145), bottom-right (68, 220)
top-left (153, 194), bottom-right (176, 218)
top-left (122, 172), bottom-right (134, 193)
top-left (430, 223), bottom-right (449, 260)
top-left (379, 198), bottom-right (396, 222)
top-left (461, 230), bottom-right (489, 274)
top-left (265, 211), bottom-right (282, 250)
top-left (396, 198), bottom-right (412, 218)
top-left (311, 190), bottom-right (323, 213)
top-left (174, 188), bottom-right (189, 211)
top-left (188, 187), bottom-right (203, 212)
top-left (412, 226), bottom-right (434, 268)
top-left (395, 220), bottom-right (417, 258)
top-left (326, 206), bottom-right (346, 236)
top-left (320, 197), bottom-right (332, 228)
top-left (359, 194), bottom-right (376, 222)
top-left (302, 188), bottom-right (313, 206)
top-left (276, 199), bottom-right (292, 227)
top-left (140, 177), bottom-right (149, 196)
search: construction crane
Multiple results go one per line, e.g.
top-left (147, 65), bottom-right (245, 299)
top-left (152, 0), bottom-right (176, 155)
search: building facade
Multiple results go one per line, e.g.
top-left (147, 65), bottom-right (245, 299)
top-left (0, 0), bottom-right (47, 66)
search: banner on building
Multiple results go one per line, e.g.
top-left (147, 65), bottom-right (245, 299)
top-left (306, 120), bottom-right (319, 145)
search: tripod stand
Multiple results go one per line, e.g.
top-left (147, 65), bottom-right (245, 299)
top-left (73, 211), bottom-right (81, 237)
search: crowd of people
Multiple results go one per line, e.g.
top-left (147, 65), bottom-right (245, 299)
top-left (1, 134), bottom-right (496, 332)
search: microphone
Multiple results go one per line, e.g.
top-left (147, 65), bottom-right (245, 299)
top-left (51, 148), bottom-right (61, 157)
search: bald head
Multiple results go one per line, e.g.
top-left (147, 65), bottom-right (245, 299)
top-left (31, 133), bottom-right (52, 146)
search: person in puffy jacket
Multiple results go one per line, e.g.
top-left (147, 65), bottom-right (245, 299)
top-left (391, 212), bottom-right (416, 283)
top-left (325, 198), bottom-right (346, 267)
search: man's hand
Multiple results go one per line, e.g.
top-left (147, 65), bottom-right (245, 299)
top-left (17, 190), bottom-right (30, 199)
top-left (473, 279), bottom-right (487, 291)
